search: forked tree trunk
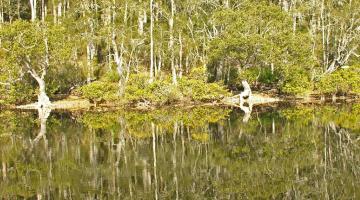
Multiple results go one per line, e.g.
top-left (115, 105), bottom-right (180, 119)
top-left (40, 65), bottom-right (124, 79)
top-left (239, 80), bottom-right (252, 103)
top-left (33, 106), bottom-right (51, 143)
top-left (35, 77), bottom-right (51, 108)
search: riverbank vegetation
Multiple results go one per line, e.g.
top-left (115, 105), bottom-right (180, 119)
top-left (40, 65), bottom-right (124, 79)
top-left (0, 0), bottom-right (359, 107)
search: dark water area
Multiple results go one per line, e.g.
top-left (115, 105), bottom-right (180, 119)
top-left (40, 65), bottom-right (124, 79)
top-left (0, 103), bottom-right (359, 199)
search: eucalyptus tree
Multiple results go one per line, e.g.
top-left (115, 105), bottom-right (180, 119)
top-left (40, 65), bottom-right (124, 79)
top-left (320, 0), bottom-right (360, 73)
top-left (274, 0), bottom-right (360, 74)
top-left (0, 20), bottom-right (75, 107)
top-left (208, 1), bottom-right (314, 93)
top-left (0, 21), bottom-right (52, 107)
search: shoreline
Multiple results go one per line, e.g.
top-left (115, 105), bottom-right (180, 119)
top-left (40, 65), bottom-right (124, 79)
top-left (1, 93), bottom-right (359, 111)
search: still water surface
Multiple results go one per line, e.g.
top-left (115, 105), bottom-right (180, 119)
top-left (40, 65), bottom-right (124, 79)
top-left (0, 103), bottom-right (359, 199)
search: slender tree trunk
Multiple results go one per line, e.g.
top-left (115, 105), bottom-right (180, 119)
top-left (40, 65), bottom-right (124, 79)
top-left (41, 0), bottom-right (45, 22)
top-left (112, 34), bottom-right (126, 96)
top-left (321, 0), bottom-right (327, 72)
top-left (86, 41), bottom-right (95, 83)
top-left (179, 33), bottom-right (183, 79)
top-left (149, 0), bottom-right (154, 83)
top-left (52, 0), bottom-right (57, 24)
top-left (169, 0), bottom-right (177, 85)
top-left (30, 0), bottom-right (37, 22)
top-left (0, 0), bottom-right (4, 24)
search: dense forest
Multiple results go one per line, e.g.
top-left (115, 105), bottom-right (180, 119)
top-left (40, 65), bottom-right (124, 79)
top-left (0, 0), bottom-right (359, 107)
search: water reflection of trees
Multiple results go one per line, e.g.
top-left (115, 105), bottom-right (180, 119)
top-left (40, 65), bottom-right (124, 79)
top-left (0, 104), bottom-right (359, 199)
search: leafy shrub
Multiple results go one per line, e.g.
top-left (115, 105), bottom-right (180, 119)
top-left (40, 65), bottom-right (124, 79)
top-left (148, 80), bottom-right (183, 105)
top-left (280, 68), bottom-right (312, 95)
top-left (78, 71), bottom-right (230, 106)
top-left (124, 73), bottom-right (183, 105)
top-left (0, 82), bottom-right (35, 106)
top-left (125, 73), bottom-right (229, 105)
top-left (124, 73), bottom-right (154, 103)
top-left (188, 66), bottom-right (207, 81)
top-left (77, 81), bottom-right (119, 104)
top-left (101, 71), bottom-right (120, 83)
top-left (179, 77), bottom-right (230, 102)
top-left (315, 66), bottom-right (360, 95)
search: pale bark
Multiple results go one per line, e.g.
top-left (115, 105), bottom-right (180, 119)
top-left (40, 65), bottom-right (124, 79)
top-left (112, 34), bottom-right (126, 96)
top-left (33, 106), bottom-right (51, 144)
top-left (149, 0), bottom-right (154, 83)
top-left (321, 0), bottom-right (327, 71)
top-left (57, 2), bottom-right (62, 18)
top-left (86, 42), bottom-right (95, 83)
top-left (23, 38), bottom-right (51, 108)
top-left (30, 0), bottom-right (37, 22)
top-left (52, 0), bottom-right (57, 23)
top-left (41, 0), bottom-right (45, 22)
top-left (152, 122), bottom-right (158, 200)
top-left (169, 0), bottom-right (177, 85)
top-left (239, 80), bottom-right (252, 104)
top-left (0, 0), bottom-right (4, 24)
top-left (179, 33), bottom-right (183, 78)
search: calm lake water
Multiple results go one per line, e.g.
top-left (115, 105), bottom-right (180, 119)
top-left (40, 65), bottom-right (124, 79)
top-left (0, 103), bottom-right (359, 199)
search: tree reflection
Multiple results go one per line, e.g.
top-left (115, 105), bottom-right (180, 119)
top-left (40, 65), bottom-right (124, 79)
top-left (32, 107), bottom-right (51, 145)
top-left (0, 104), bottom-right (359, 199)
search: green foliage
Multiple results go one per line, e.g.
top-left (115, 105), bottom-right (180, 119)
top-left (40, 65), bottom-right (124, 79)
top-left (207, 2), bottom-right (316, 94)
top-left (188, 65), bottom-right (208, 81)
top-left (315, 66), bottom-right (360, 95)
top-left (0, 82), bottom-right (35, 105)
top-left (101, 71), bottom-right (120, 83)
top-left (179, 77), bottom-right (229, 102)
top-left (77, 81), bottom-right (119, 104)
top-left (280, 68), bottom-right (312, 95)
top-left (124, 73), bottom-right (229, 105)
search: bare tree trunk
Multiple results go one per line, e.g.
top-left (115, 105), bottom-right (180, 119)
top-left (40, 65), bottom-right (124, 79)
top-left (320, 0), bottom-right (327, 72)
top-left (169, 0), bottom-right (177, 85)
top-left (86, 42), bottom-right (95, 83)
top-left (25, 38), bottom-right (51, 108)
top-left (239, 80), bottom-right (252, 104)
top-left (112, 34), bottom-right (126, 96)
top-left (33, 106), bottom-right (51, 144)
top-left (0, 0), bottom-right (4, 24)
top-left (52, 0), bottom-right (57, 23)
top-left (30, 0), bottom-right (37, 22)
top-left (41, 0), bottom-right (45, 22)
top-left (179, 33), bottom-right (183, 79)
top-left (36, 78), bottom-right (51, 108)
top-left (149, 0), bottom-right (154, 83)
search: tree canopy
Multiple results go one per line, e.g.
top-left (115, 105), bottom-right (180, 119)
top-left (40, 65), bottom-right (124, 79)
top-left (0, 0), bottom-right (359, 106)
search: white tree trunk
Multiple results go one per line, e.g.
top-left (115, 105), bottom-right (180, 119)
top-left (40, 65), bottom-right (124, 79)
top-left (33, 106), bottom-right (51, 143)
top-left (30, 0), bottom-right (37, 22)
top-left (169, 0), bottom-right (177, 85)
top-left (179, 33), bottom-right (183, 79)
top-left (41, 0), bottom-right (45, 22)
top-left (112, 35), bottom-right (126, 96)
top-left (149, 0), bottom-right (154, 83)
top-left (239, 80), bottom-right (252, 104)
top-left (86, 42), bottom-right (95, 83)
top-left (36, 77), bottom-right (51, 108)
top-left (0, 0), bottom-right (4, 24)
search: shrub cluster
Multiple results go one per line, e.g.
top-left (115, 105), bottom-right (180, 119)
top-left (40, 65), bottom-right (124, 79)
top-left (315, 66), bottom-right (360, 95)
top-left (77, 69), bottom-right (230, 106)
